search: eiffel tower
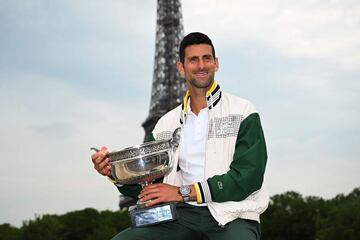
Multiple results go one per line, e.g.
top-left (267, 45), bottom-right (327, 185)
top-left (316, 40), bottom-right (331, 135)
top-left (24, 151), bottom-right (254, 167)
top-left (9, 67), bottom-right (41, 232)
top-left (120, 0), bottom-right (185, 210)
top-left (142, 0), bottom-right (186, 138)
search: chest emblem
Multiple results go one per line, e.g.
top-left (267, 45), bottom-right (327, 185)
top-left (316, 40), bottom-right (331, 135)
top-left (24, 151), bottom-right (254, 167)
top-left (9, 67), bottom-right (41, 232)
top-left (208, 114), bottom-right (243, 138)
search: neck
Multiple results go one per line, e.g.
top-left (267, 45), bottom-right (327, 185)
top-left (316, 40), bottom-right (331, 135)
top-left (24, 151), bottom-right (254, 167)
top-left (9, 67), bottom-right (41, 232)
top-left (189, 96), bottom-right (206, 115)
top-left (185, 80), bottom-right (216, 115)
top-left (188, 87), bottom-right (208, 115)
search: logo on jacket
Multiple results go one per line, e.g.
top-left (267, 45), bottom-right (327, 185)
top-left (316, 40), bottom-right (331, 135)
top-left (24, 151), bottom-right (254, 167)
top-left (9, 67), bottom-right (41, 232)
top-left (208, 114), bottom-right (243, 138)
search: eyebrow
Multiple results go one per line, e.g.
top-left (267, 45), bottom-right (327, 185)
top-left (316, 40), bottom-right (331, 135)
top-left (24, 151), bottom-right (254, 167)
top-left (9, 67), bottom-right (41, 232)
top-left (187, 54), bottom-right (213, 60)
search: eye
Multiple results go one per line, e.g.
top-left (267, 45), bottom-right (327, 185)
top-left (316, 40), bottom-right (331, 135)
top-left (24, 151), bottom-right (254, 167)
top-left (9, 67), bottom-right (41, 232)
top-left (189, 57), bottom-right (198, 63)
top-left (203, 55), bottom-right (213, 62)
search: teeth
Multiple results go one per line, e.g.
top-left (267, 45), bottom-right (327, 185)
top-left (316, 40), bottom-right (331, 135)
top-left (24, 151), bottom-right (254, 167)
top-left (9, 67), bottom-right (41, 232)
top-left (196, 72), bottom-right (207, 76)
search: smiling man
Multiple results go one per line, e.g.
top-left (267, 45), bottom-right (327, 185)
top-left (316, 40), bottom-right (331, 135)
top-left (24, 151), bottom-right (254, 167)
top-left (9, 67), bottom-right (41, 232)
top-left (92, 32), bottom-right (268, 240)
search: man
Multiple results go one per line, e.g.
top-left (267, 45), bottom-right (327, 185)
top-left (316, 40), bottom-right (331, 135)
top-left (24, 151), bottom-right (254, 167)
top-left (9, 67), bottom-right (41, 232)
top-left (91, 32), bottom-right (268, 240)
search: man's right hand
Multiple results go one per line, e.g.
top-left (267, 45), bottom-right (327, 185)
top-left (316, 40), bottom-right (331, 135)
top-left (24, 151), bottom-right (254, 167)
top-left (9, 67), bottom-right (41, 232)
top-left (91, 146), bottom-right (111, 176)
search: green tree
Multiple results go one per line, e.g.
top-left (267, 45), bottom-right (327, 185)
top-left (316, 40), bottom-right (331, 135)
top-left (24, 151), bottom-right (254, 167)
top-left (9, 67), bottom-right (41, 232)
top-left (261, 191), bottom-right (318, 240)
top-left (316, 187), bottom-right (360, 240)
top-left (18, 208), bottom-right (130, 240)
top-left (0, 223), bottom-right (21, 240)
top-left (21, 214), bottom-right (63, 240)
top-left (60, 208), bottom-right (99, 240)
top-left (87, 210), bottom-right (130, 240)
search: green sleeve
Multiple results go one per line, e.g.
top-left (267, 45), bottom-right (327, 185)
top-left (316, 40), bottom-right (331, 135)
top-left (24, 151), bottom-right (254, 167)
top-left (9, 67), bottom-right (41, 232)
top-left (117, 184), bottom-right (142, 199)
top-left (207, 112), bottom-right (267, 202)
top-left (144, 132), bottom-right (156, 143)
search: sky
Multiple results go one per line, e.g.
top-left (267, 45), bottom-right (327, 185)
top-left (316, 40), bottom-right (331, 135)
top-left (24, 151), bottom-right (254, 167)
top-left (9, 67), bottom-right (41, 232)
top-left (0, 0), bottom-right (359, 227)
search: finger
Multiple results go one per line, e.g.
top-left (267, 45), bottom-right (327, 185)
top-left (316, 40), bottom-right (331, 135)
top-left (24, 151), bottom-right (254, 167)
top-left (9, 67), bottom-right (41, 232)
top-left (100, 146), bottom-right (109, 157)
top-left (91, 146), bottom-right (108, 159)
top-left (94, 157), bottom-right (107, 172)
top-left (98, 163), bottom-right (110, 174)
top-left (91, 153), bottom-right (97, 161)
top-left (145, 198), bottom-right (163, 207)
top-left (93, 154), bottom-right (109, 168)
top-left (139, 187), bottom-right (160, 198)
top-left (100, 165), bottom-right (111, 176)
top-left (96, 161), bottom-right (110, 175)
top-left (97, 157), bottom-right (110, 170)
top-left (141, 183), bottom-right (164, 192)
top-left (140, 192), bottom-right (160, 203)
top-left (92, 147), bottom-right (108, 161)
top-left (91, 153), bottom-right (104, 164)
top-left (97, 149), bottom-right (108, 160)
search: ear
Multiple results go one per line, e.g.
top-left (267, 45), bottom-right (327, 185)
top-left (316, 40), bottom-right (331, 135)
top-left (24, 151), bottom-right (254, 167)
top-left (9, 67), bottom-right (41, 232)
top-left (177, 61), bottom-right (185, 77)
top-left (215, 57), bottom-right (219, 72)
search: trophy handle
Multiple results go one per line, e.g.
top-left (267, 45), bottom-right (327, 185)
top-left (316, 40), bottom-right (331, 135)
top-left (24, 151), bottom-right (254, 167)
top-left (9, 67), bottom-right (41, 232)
top-left (170, 127), bottom-right (181, 150)
top-left (90, 147), bottom-right (100, 152)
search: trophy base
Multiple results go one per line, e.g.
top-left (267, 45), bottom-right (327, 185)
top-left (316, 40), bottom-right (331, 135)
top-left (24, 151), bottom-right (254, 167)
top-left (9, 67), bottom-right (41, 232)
top-left (128, 202), bottom-right (176, 228)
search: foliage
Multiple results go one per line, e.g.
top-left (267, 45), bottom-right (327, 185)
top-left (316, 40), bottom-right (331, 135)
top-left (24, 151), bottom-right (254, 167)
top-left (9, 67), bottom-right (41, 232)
top-left (1, 209), bottom-right (130, 240)
top-left (261, 187), bottom-right (360, 240)
top-left (315, 188), bottom-right (360, 240)
top-left (0, 223), bottom-right (21, 240)
top-left (1, 187), bottom-right (359, 240)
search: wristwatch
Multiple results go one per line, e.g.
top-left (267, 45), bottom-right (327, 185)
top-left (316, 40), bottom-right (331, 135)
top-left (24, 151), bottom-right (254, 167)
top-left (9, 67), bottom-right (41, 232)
top-left (179, 185), bottom-right (191, 202)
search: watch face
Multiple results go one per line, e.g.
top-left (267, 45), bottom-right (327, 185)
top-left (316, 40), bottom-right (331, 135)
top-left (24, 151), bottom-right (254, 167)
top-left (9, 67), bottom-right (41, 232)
top-left (180, 185), bottom-right (190, 195)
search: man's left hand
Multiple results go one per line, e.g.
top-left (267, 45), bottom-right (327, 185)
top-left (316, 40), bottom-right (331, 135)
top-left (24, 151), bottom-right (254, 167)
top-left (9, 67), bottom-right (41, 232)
top-left (138, 183), bottom-right (182, 206)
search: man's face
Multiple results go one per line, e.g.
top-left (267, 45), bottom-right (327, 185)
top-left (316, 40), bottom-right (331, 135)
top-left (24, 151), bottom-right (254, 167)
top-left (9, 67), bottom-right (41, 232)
top-left (177, 44), bottom-right (218, 90)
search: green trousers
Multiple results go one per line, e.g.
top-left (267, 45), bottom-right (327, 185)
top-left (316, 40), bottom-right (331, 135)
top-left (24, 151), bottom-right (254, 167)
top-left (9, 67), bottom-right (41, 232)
top-left (112, 203), bottom-right (261, 240)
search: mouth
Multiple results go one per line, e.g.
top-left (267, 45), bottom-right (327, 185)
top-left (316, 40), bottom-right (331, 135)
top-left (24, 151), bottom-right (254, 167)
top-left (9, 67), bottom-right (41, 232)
top-left (194, 71), bottom-right (208, 78)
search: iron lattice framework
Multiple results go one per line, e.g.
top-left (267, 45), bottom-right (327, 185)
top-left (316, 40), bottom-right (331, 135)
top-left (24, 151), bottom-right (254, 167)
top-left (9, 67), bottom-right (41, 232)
top-left (142, 0), bottom-right (186, 138)
top-left (119, 0), bottom-right (185, 211)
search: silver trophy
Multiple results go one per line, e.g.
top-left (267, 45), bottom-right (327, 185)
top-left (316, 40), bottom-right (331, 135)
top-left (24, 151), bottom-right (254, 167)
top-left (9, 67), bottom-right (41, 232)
top-left (92, 128), bottom-right (181, 227)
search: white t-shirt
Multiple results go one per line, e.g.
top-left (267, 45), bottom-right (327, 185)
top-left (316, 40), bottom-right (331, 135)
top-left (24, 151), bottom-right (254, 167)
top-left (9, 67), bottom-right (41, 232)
top-left (179, 100), bottom-right (208, 206)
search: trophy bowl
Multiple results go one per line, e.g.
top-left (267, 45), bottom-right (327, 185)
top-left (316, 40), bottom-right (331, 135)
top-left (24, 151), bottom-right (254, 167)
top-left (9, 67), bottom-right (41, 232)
top-left (108, 127), bottom-right (181, 186)
top-left (108, 139), bottom-right (175, 185)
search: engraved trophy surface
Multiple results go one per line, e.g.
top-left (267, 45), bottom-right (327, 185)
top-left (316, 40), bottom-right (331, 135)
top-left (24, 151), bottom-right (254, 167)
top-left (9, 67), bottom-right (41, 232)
top-left (108, 128), bottom-right (181, 227)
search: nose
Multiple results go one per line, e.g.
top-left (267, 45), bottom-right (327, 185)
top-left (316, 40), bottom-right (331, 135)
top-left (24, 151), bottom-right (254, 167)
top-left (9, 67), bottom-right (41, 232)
top-left (197, 59), bottom-right (205, 69)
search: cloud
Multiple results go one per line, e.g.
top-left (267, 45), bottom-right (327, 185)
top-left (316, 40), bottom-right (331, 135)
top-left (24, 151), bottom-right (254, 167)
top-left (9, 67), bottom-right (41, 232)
top-left (0, 1), bottom-right (156, 35)
top-left (182, 0), bottom-right (360, 70)
top-left (0, 73), bottom-right (147, 226)
top-left (0, 0), bottom-right (157, 87)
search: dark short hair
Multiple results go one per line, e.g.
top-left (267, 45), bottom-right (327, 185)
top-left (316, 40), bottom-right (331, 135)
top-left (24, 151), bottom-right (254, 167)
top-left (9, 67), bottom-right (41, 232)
top-left (179, 32), bottom-right (216, 63)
